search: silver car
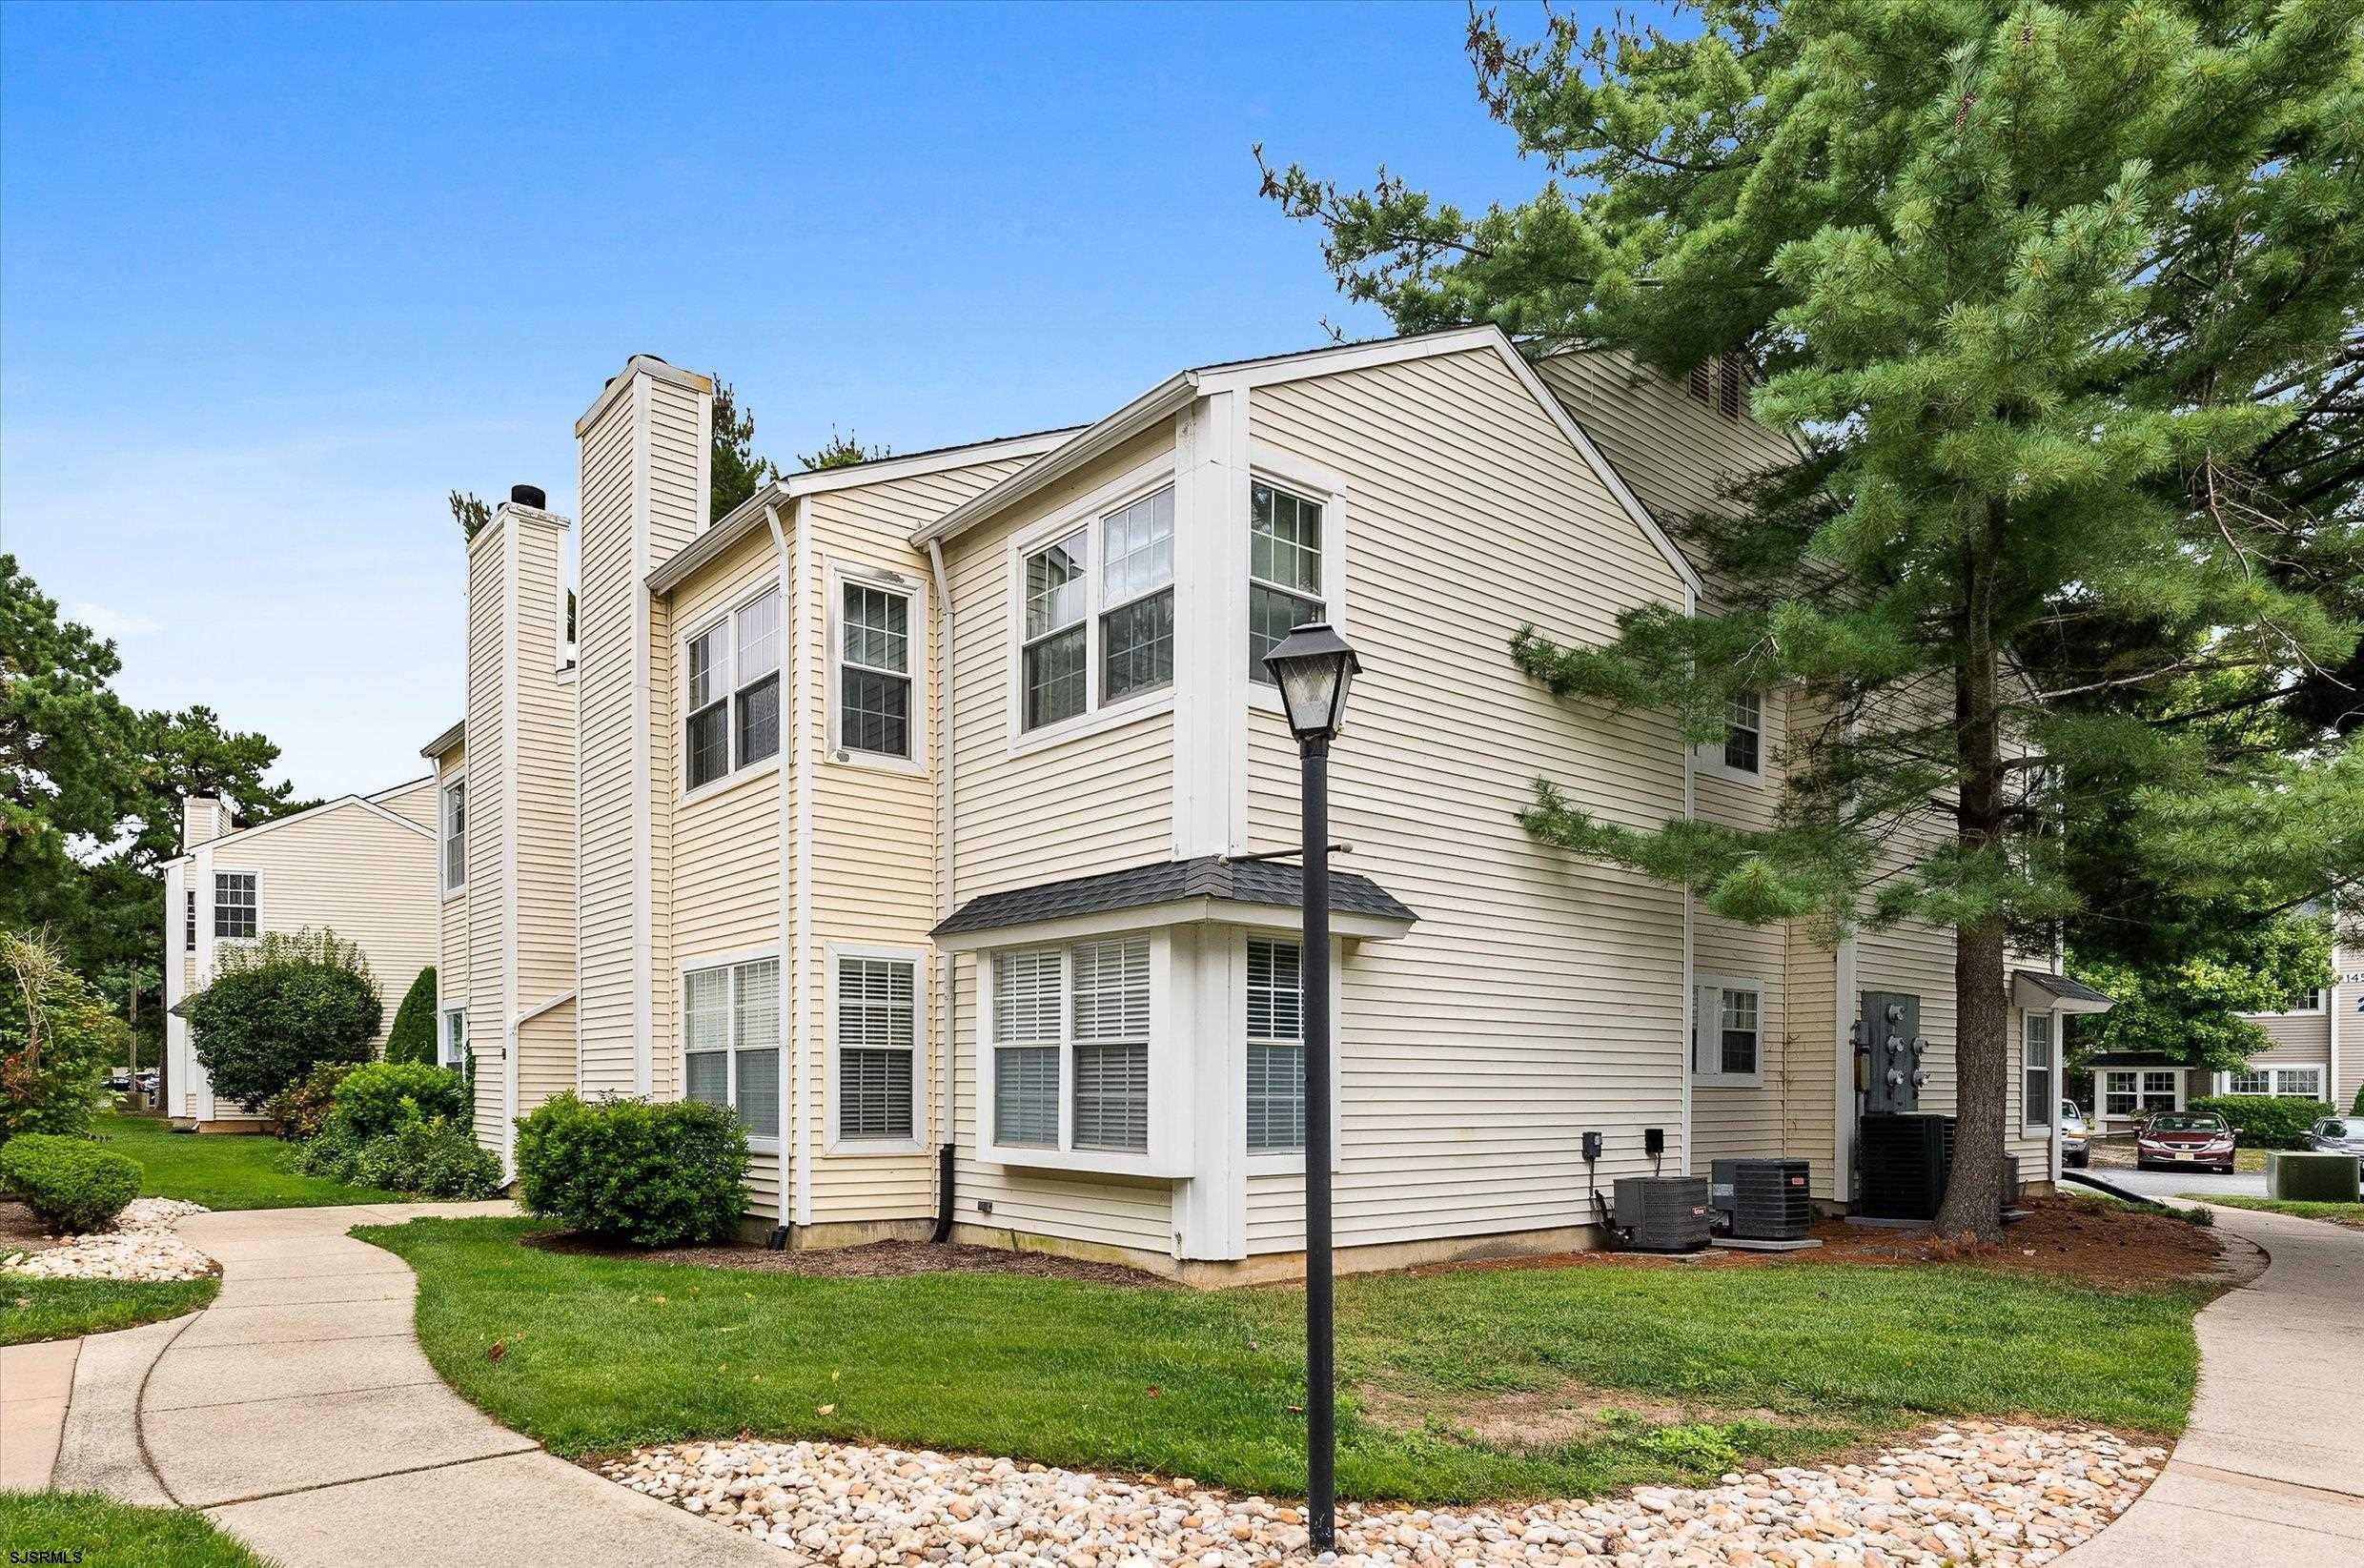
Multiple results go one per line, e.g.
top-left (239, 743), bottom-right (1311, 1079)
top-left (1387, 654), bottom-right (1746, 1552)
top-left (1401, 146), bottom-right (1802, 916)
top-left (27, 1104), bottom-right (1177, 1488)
top-left (2061, 1100), bottom-right (2090, 1168)
top-left (2300, 1116), bottom-right (2364, 1154)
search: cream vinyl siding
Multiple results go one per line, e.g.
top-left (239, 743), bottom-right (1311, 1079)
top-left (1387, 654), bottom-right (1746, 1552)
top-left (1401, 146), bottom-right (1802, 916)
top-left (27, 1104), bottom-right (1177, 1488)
top-left (1241, 346), bottom-right (1690, 1253)
top-left (374, 777), bottom-right (439, 831)
top-left (436, 743), bottom-right (468, 1014)
top-left (512, 515), bottom-right (580, 1124)
top-left (464, 525), bottom-right (512, 1151)
top-left (2240, 1009), bottom-right (2332, 1065)
top-left (944, 428), bottom-right (1180, 1255)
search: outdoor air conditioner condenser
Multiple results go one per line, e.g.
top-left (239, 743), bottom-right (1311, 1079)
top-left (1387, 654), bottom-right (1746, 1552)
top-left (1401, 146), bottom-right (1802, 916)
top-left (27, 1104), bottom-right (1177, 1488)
top-left (1612, 1175), bottom-right (1713, 1252)
top-left (1709, 1158), bottom-right (1813, 1240)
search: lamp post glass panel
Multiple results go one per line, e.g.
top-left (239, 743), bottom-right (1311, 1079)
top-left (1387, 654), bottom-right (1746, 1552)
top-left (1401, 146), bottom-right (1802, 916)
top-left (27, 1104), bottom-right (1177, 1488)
top-left (1260, 621), bottom-right (1359, 1552)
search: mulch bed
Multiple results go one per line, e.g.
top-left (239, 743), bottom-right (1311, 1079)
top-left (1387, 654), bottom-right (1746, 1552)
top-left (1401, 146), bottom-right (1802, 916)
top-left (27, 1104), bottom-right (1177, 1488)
top-left (523, 1232), bottom-right (1178, 1288)
top-left (0, 1199), bottom-right (59, 1253)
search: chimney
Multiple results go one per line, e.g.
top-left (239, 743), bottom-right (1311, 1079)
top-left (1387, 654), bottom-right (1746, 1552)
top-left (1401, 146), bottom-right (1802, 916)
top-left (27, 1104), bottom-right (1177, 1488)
top-left (181, 795), bottom-right (225, 852)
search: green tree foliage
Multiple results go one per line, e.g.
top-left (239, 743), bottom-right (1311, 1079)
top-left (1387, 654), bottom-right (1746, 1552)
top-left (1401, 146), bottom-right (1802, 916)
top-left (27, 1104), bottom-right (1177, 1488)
top-left (383, 966), bottom-right (438, 1065)
top-left (710, 377), bottom-right (781, 519)
top-left (450, 491), bottom-right (493, 543)
top-left (797, 428), bottom-right (891, 472)
top-left (1260, 1), bottom-right (2364, 1237)
top-left (2073, 911), bottom-right (2332, 1070)
top-left (186, 928), bottom-right (382, 1109)
top-left (0, 929), bottom-right (125, 1144)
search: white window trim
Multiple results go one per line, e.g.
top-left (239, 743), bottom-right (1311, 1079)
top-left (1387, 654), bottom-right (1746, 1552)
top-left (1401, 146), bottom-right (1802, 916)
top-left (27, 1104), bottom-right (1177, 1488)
top-left (825, 560), bottom-right (927, 777)
top-left (441, 1008), bottom-right (468, 1073)
top-left (2228, 1064), bottom-right (2327, 1099)
top-left (212, 868), bottom-right (262, 946)
top-left (1690, 972), bottom-right (1765, 1087)
top-left (1243, 443), bottom-right (1349, 719)
top-left (2022, 1010), bottom-right (2056, 1132)
top-left (825, 942), bottom-right (928, 1154)
top-left (1242, 931), bottom-right (1347, 1177)
top-left (974, 927), bottom-right (1192, 1177)
top-left (441, 772), bottom-right (468, 900)
top-left (2100, 1067), bottom-right (2185, 1118)
top-left (2262, 989), bottom-right (2330, 1016)
top-left (1694, 691), bottom-right (1768, 787)
top-left (1004, 456), bottom-right (1179, 757)
top-left (678, 579), bottom-right (785, 805)
top-left (677, 946), bottom-right (784, 1153)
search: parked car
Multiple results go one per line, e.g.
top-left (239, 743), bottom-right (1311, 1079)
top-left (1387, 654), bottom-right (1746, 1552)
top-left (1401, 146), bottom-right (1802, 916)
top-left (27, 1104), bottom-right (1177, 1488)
top-left (2300, 1116), bottom-right (2364, 1154)
top-left (2060, 1100), bottom-right (2090, 1168)
top-left (2135, 1111), bottom-right (2237, 1173)
top-left (105, 1070), bottom-right (131, 1092)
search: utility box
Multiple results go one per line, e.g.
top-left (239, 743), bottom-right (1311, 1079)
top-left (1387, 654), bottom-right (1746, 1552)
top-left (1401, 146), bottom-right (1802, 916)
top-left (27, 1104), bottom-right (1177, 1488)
top-left (1858, 991), bottom-right (1928, 1115)
top-left (1613, 1176), bottom-right (1713, 1252)
top-left (1710, 1159), bottom-right (1813, 1240)
top-left (2269, 1151), bottom-right (2362, 1202)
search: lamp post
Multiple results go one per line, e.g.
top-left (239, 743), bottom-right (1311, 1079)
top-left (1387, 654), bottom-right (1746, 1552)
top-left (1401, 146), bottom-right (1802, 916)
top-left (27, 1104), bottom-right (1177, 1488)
top-left (1260, 620), bottom-right (1360, 1555)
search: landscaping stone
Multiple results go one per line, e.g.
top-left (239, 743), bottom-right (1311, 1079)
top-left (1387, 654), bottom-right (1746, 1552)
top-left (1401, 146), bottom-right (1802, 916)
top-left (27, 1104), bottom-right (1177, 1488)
top-left (0, 1196), bottom-right (214, 1282)
top-left (601, 1421), bottom-right (2160, 1568)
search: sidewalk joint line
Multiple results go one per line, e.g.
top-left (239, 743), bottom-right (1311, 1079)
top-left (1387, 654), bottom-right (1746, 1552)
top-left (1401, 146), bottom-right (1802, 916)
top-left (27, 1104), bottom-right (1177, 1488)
top-left (194, 1442), bottom-right (544, 1512)
top-left (148, 1378), bottom-right (447, 1415)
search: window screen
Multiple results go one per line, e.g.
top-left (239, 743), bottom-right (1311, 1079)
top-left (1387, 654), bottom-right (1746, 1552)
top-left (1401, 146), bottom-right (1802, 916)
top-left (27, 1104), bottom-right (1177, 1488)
top-left (1247, 938), bottom-right (1306, 1152)
top-left (1100, 487), bottom-right (1174, 703)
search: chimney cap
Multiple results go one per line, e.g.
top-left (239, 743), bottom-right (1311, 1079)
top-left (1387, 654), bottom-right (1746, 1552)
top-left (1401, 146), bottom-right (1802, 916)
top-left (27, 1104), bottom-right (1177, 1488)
top-left (510, 484), bottom-right (547, 509)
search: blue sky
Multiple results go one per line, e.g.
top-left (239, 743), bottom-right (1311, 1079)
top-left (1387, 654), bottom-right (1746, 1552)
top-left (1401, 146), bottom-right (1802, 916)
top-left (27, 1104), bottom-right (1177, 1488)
top-left (1, 1), bottom-right (1583, 799)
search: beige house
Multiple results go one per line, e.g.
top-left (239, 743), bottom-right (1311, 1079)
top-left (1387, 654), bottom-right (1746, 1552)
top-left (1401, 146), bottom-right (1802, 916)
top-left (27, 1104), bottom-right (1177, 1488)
top-left (2208, 929), bottom-right (2360, 1112)
top-left (162, 784), bottom-right (439, 1130)
top-left (430, 330), bottom-right (2074, 1280)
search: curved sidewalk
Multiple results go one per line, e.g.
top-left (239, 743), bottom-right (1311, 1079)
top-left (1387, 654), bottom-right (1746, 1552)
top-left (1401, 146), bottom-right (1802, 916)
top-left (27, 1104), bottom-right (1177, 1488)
top-left (2057, 1202), bottom-right (2364, 1567)
top-left (49, 1201), bottom-right (791, 1568)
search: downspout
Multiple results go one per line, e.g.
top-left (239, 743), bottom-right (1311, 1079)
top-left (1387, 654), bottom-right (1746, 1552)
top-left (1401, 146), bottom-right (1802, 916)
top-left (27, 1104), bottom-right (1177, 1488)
top-left (927, 539), bottom-right (958, 1242)
top-left (764, 499), bottom-right (803, 1241)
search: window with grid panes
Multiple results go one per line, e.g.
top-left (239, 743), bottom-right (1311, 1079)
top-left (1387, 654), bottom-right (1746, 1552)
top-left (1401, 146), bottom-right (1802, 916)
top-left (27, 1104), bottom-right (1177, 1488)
top-left (1723, 691), bottom-right (1763, 775)
top-left (837, 956), bottom-right (916, 1141)
top-left (1246, 938), bottom-right (1305, 1152)
top-left (1020, 533), bottom-right (1089, 730)
top-left (214, 872), bottom-right (256, 940)
top-left (1248, 483), bottom-right (1324, 682)
top-left (442, 778), bottom-right (466, 893)
top-left (840, 583), bottom-right (912, 759)
top-left (683, 957), bottom-right (780, 1139)
top-left (1098, 487), bottom-right (1174, 703)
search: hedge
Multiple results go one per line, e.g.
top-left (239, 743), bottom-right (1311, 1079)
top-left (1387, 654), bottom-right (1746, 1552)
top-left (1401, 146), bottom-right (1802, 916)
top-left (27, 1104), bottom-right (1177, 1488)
top-left (383, 967), bottom-right (439, 1066)
top-left (264, 1060), bottom-right (361, 1141)
top-left (0, 1133), bottom-right (141, 1233)
top-left (333, 1061), bottom-right (469, 1138)
top-left (515, 1093), bottom-right (747, 1246)
top-left (2187, 1094), bottom-right (2324, 1151)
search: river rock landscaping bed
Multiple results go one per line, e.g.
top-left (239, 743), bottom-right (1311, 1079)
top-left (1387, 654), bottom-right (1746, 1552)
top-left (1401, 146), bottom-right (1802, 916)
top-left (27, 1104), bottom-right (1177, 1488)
top-left (0, 1197), bottom-right (216, 1282)
top-left (601, 1421), bottom-right (2161, 1567)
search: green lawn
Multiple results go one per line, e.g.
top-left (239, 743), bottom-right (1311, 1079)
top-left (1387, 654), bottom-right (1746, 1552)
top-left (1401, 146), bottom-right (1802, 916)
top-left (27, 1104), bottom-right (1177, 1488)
top-left (0, 1490), bottom-right (272, 1566)
top-left (0, 1274), bottom-right (219, 1347)
top-left (2186, 1192), bottom-right (2364, 1228)
top-left (362, 1216), bottom-right (2211, 1504)
top-left (92, 1112), bottom-right (400, 1210)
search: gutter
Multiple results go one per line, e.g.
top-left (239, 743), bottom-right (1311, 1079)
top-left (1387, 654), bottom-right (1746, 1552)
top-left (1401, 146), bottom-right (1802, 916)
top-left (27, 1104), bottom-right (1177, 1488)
top-left (764, 499), bottom-right (809, 1235)
top-left (909, 373), bottom-right (1199, 550)
top-left (927, 539), bottom-right (957, 1240)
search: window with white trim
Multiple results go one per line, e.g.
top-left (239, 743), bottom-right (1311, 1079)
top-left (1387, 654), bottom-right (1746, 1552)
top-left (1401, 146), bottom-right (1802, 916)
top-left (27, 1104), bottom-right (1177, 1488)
top-left (839, 582), bottom-right (913, 760)
top-left (1246, 938), bottom-right (1305, 1152)
top-left (441, 778), bottom-right (466, 894)
top-left (1722, 692), bottom-right (1763, 776)
top-left (2290, 988), bottom-right (2328, 1012)
top-left (441, 1008), bottom-right (468, 1074)
top-left (2023, 1013), bottom-right (2054, 1130)
top-left (837, 956), bottom-right (917, 1142)
top-left (1248, 481), bottom-right (1324, 682)
top-left (989, 937), bottom-right (1152, 1153)
top-left (1098, 486), bottom-right (1174, 704)
top-left (1016, 482), bottom-right (1175, 735)
top-left (1692, 978), bottom-right (1762, 1083)
top-left (214, 872), bottom-right (256, 941)
top-left (2103, 1069), bottom-right (2179, 1116)
top-left (2235, 1065), bottom-right (2325, 1099)
top-left (684, 587), bottom-right (782, 792)
top-left (184, 889), bottom-right (195, 952)
top-left (683, 957), bottom-right (780, 1140)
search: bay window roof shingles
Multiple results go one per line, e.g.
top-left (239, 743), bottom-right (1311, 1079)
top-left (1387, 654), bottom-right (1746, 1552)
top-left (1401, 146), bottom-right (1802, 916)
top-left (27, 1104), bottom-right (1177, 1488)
top-left (933, 855), bottom-right (1416, 938)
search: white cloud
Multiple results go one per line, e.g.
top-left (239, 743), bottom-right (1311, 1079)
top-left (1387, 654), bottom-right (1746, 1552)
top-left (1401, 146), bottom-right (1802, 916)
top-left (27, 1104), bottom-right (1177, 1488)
top-left (69, 601), bottom-right (162, 641)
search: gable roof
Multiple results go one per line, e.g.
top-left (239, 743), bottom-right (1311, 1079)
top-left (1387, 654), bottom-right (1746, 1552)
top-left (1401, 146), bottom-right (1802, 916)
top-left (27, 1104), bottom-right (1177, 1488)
top-left (159, 788), bottom-right (434, 869)
top-left (419, 721), bottom-right (464, 761)
top-left (907, 324), bottom-right (1703, 599)
top-left (934, 854), bottom-right (1416, 941)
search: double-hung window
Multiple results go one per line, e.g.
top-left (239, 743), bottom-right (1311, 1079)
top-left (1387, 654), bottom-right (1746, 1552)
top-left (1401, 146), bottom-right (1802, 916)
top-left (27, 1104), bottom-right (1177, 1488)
top-left (441, 1009), bottom-right (468, 1074)
top-left (839, 582), bottom-right (913, 760)
top-left (1016, 481), bottom-right (1175, 736)
top-left (989, 937), bottom-right (1151, 1154)
top-left (836, 954), bottom-right (918, 1143)
top-left (1248, 481), bottom-right (1325, 682)
top-left (2104, 1069), bottom-right (2179, 1116)
top-left (214, 872), bottom-right (256, 941)
top-left (2023, 1013), bottom-right (2054, 1131)
top-left (991, 948), bottom-right (1064, 1146)
top-left (441, 778), bottom-right (466, 895)
top-left (1692, 977), bottom-right (1762, 1084)
top-left (1722, 692), bottom-right (1763, 775)
top-left (2236, 1065), bottom-right (2325, 1099)
top-left (684, 587), bottom-right (782, 793)
top-left (184, 889), bottom-right (196, 952)
top-left (1070, 937), bottom-right (1150, 1151)
top-left (1246, 938), bottom-right (1306, 1152)
top-left (2230, 1067), bottom-right (2272, 1095)
top-left (683, 956), bottom-right (781, 1140)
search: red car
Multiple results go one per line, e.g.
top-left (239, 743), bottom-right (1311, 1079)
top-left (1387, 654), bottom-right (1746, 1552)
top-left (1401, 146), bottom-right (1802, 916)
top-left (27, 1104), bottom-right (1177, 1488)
top-left (2135, 1111), bottom-right (2238, 1174)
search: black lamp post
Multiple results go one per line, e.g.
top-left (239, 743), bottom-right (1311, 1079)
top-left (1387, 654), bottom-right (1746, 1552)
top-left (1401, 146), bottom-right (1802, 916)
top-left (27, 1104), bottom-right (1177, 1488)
top-left (1260, 620), bottom-right (1360, 1555)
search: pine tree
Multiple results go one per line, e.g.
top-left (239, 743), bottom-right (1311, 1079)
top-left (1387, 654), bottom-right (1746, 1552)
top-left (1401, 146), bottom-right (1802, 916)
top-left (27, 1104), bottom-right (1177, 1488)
top-left (1262, 0), bottom-right (2364, 1236)
top-left (383, 966), bottom-right (438, 1065)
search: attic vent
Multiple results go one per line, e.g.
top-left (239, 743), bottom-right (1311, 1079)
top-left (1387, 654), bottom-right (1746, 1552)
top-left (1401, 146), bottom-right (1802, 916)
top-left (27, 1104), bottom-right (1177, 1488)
top-left (1718, 353), bottom-right (1744, 420)
top-left (511, 484), bottom-right (546, 509)
top-left (1686, 361), bottom-right (1712, 403)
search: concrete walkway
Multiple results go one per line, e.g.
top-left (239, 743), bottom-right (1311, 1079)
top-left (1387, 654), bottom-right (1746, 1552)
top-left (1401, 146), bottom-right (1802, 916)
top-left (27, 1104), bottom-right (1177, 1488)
top-left (35, 1200), bottom-right (789, 1567)
top-left (2058, 1202), bottom-right (2364, 1567)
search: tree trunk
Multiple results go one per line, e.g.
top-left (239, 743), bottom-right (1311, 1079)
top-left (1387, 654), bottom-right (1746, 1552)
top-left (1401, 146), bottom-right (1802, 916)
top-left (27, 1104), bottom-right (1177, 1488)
top-left (1936, 513), bottom-right (2010, 1242)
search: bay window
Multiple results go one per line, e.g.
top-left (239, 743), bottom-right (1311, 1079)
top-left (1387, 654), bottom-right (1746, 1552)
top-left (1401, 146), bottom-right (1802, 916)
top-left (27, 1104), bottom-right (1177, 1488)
top-left (2023, 1013), bottom-right (2053, 1130)
top-left (1016, 478), bottom-right (1176, 737)
top-left (1247, 481), bottom-right (1324, 682)
top-left (983, 932), bottom-right (1169, 1168)
top-left (683, 955), bottom-right (781, 1140)
top-left (1246, 938), bottom-right (1305, 1152)
top-left (683, 586), bottom-right (781, 793)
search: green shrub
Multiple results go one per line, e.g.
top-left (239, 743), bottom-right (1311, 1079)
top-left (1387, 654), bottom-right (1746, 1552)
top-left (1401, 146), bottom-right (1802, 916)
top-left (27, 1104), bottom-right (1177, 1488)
top-left (515, 1093), bottom-right (748, 1246)
top-left (2189, 1094), bottom-right (2323, 1151)
top-left (265, 1060), bottom-right (360, 1141)
top-left (352, 1117), bottom-right (501, 1200)
top-left (0, 1133), bottom-right (141, 1232)
top-left (334, 1061), bottom-right (468, 1138)
top-left (1, 930), bottom-right (126, 1145)
top-left (2353, 1081), bottom-right (2363, 1116)
top-left (187, 928), bottom-right (381, 1109)
top-left (383, 967), bottom-right (438, 1066)
top-left (289, 1118), bottom-right (367, 1185)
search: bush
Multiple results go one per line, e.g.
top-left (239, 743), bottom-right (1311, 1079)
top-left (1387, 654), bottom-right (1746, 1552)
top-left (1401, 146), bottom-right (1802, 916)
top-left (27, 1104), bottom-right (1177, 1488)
top-left (334, 1061), bottom-right (469, 1138)
top-left (1, 930), bottom-right (126, 1145)
top-left (383, 967), bottom-right (438, 1066)
top-left (186, 928), bottom-right (382, 1109)
top-left (288, 1117), bottom-right (367, 1184)
top-left (265, 1060), bottom-right (360, 1141)
top-left (515, 1093), bottom-right (748, 1246)
top-left (353, 1117), bottom-right (501, 1200)
top-left (2353, 1081), bottom-right (2363, 1116)
top-left (2189, 1094), bottom-right (2324, 1151)
top-left (0, 1133), bottom-right (141, 1232)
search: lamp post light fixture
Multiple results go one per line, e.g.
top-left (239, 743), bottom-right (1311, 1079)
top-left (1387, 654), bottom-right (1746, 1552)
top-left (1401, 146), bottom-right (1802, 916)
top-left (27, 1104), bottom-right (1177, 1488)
top-left (1259, 620), bottom-right (1360, 1555)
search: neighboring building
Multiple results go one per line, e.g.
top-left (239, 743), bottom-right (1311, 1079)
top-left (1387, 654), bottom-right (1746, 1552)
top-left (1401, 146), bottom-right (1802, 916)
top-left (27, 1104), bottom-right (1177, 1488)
top-left (2211, 929), bottom-right (2361, 1110)
top-left (429, 331), bottom-right (2073, 1280)
top-left (161, 784), bottom-right (439, 1130)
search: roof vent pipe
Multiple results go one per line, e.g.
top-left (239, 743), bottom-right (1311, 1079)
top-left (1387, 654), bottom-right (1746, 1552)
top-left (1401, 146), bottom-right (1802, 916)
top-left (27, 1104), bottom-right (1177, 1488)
top-left (510, 484), bottom-right (546, 509)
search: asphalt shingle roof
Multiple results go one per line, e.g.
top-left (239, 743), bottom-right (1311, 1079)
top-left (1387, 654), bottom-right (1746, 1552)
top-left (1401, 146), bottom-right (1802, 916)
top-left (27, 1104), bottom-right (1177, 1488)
top-left (2013, 970), bottom-right (2116, 1008)
top-left (933, 854), bottom-right (1417, 938)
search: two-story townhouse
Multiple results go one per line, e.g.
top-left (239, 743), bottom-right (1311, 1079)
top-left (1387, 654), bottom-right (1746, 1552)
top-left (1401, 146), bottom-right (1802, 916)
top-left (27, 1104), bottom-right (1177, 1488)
top-left (162, 784), bottom-right (439, 1130)
top-left (438, 331), bottom-right (2078, 1280)
top-left (2208, 924), bottom-right (2360, 1111)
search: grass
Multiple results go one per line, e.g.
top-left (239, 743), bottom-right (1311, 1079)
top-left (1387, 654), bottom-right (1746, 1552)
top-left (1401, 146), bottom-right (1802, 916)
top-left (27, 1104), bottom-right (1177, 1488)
top-left (92, 1111), bottom-right (400, 1210)
top-left (0, 1490), bottom-right (271, 1566)
top-left (362, 1216), bottom-right (2212, 1504)
top-left (0, 1273), bottom-right (219, 1346)
top-left (2185, 1192), bottom-right (2364, 1228)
